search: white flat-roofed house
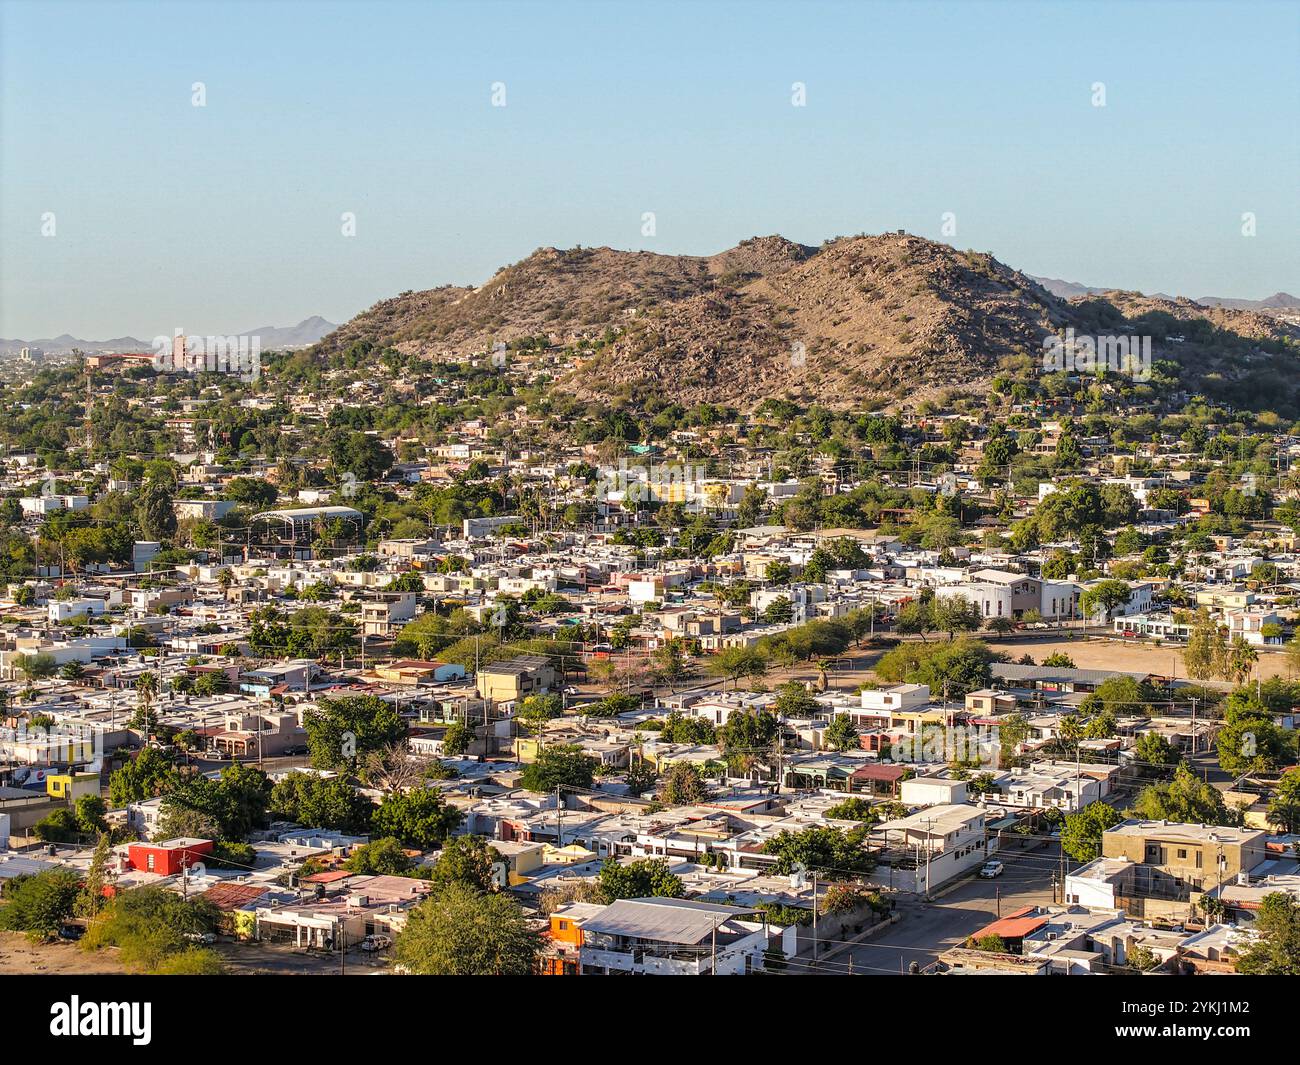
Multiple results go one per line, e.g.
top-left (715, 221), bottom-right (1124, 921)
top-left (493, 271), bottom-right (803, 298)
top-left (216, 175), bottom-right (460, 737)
top-left (900, 775), bottom-right (969, 807)
top-left (48, 597), bottom-right (107, 623)
top-left (1225, 608), bottom-right (1284, 646)
top-left (871, 803), bottom-right (992, 892)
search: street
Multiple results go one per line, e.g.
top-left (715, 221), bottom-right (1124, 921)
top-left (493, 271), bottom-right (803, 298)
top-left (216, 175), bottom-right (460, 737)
top-left (808, 842), bottom-right (1061, 975)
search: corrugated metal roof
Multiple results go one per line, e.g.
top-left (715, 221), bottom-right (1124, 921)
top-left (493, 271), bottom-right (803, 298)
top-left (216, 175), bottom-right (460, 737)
top-left (581, 898), bottom-right (754, 944)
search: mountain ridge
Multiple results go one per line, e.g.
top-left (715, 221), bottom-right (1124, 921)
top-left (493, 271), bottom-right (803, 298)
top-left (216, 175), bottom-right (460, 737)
top-left (0, 316), bottom-right (337, 355)
top-left (312, 233), bottom-right (1299, 409)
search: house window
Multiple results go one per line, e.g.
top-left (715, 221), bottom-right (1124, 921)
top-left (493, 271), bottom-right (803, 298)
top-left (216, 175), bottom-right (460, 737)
top-left (1177, 849), bottom-right (1187, 860)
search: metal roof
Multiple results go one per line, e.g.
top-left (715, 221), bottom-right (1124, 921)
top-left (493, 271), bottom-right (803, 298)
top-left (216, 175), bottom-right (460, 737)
top-left (580, 898), bottom-right (756, 945)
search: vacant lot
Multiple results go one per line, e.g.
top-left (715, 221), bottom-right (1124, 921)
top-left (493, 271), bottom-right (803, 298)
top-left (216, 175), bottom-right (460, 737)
top-left (0, 931), bottom-right (127, 975)
top-left (990, 635), bottom-right (1295, 683)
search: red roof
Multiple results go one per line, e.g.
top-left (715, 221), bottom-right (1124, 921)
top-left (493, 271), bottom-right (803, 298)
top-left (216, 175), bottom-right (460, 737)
top-left (851, 764), bottom-right (908, 782)
top-left (970, 906), bottom-right (1048, 941)
top-left (202, 882), bottom-right (270, 910)
top-left (302, 870), bottom-right (351, 884)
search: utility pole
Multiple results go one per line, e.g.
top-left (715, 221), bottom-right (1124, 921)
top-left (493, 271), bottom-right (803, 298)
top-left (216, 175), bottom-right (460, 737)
top-left (924, 818), bottom-right (933, 896)
top-left (811, 873), bottom-right (819, 965)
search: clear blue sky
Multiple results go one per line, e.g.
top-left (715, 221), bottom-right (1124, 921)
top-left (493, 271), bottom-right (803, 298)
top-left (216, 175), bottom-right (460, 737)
top-left (2, 0), bottom-right (1297, 339)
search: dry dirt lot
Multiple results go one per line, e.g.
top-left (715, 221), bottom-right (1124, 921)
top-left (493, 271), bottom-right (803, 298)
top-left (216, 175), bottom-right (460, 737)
top-left (0, 931), bottom-right (127, 975)
top-left (0, 932), bottom-right (387, 976)
top-left (987, 635), bottom-right (1295, 683)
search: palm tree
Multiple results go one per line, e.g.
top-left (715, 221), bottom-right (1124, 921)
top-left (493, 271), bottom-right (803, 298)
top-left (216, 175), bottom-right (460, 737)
top-left (1226, 636), bottom-right (1259, 686)
top-left (814, 657), bottom-right (833, 691)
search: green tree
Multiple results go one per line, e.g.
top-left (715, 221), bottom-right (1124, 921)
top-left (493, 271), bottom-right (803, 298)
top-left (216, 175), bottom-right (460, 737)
top-left (268, 772), bottom-right (374, 834)
top-left (441, 721), bottom-right (472, 757)
top-left (1234, 892), bottom-right (1300, 975)
top-left (1183, 610), bottom-right (1228, 682)
top-left (718, 709), bottom-right (779, 774)
top-left (773, 681), bottom-right (819, 718)
top-left (371, 789), bottom-right (463, 849)
top-left (823, 713), bottom-right (860, 752)
top-left (135, 481), bottom-right (177, 541)
top-left (391, 882), bottom-right (538, 975)
top-left (596, 857), bottom-right (684, 903)
top-left (0, 868), bottom-right (81, 941)
top-left (81, 885), bottom-right (220, 973)
top-left (1079, 580), bottom-right (1132, 622)
top-left (765, 560), bottom-right (792, 585)
top-left (1267, 770), bottom-right (1300, 834)
top-left (707, 646), bottom-right (769, 690)
top-left (516, 693), bottom-right (564, 734)
top-left (1133, 764), bottom-right (1233, 826)
top-left (875, 637), bottom-right (997, 698)
top-left (345, 837), bottom-right (415, 876)
top-left (157, 762), bottom-right (271, 842)
top-left (761, 825), bottom-right (875, 876)
top-left (108, 747), bottom-right (177, 807)
top-left (1061, 801), bottom-right (1123, 863)
top-left (657, 762), bottom-right (708, 806)
top-left (427, 836), bottom-right (506, 892)
top-left (519, 744), bottom-right (596, 793)
top-left (1132, 731), bottom-right (1182, 774)
top-left (15, 652), bottom-right (57, 681)
top-left (305, 695), bottom-right (406, 770)
top-left (932, 595), bottom-right (982, 640)
top-left (825, 796), bottom-right (878, 822)
top-left (75, 833), bottom-right (117, 919)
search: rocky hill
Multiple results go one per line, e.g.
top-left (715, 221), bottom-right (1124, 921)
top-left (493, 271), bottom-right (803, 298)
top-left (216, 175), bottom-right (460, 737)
top-left (313, 233), bottom-right (1298, 410)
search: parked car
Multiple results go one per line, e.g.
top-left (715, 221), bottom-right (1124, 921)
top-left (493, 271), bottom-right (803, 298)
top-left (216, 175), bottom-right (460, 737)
top-left (979, 860), bottom-right (1005, 879)
top-left (184, 931), bottom-right (217, 944)
top-left (360, 934), bottom-right (393, 952)
top-left (57, 924), bottom-right (85, 941)
top-left (281, 745), bottom-right (309, 756)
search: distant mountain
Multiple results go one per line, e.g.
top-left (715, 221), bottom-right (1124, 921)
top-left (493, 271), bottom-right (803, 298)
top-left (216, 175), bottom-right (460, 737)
top-left (1030, 275), bottom-right (1299, 314)
top-left (314, 233), bottom-right (1298, 410)
top-left (0, 334), bottom-right (151, 355)
top-left (1195, 292), bottom-right (1300, 312)
top-left (0, 317), bottom-right (336, 356)
top-left (238, 316), bottom-right (337, 348)
top-left (1029, 276), bottom-right (1110, 300)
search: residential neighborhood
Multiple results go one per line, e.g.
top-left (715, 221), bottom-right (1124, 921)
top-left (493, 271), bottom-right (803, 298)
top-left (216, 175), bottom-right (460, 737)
top-left (1, 3), bottom-right (1296, 1049)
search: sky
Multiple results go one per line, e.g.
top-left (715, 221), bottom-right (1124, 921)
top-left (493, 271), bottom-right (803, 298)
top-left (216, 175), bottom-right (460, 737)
top-left (1, 0), bottom-right (1297, 339)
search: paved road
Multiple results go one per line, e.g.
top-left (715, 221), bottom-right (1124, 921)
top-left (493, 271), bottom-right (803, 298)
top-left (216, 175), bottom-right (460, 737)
top-left (811, 843), bottom-right (1061, 975)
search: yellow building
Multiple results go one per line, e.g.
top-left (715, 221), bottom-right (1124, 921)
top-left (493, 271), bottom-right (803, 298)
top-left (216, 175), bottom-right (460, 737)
top-left (46, 772), bottom-right (100, 802)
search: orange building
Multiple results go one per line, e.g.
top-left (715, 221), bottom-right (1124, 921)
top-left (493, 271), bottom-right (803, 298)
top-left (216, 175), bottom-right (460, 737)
top-left (536, 903), bottom-right (602, 975)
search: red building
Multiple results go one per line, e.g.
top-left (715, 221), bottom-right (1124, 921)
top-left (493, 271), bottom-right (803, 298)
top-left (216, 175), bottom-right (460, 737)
top-left (127, 837), bottom-right (213, 875)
